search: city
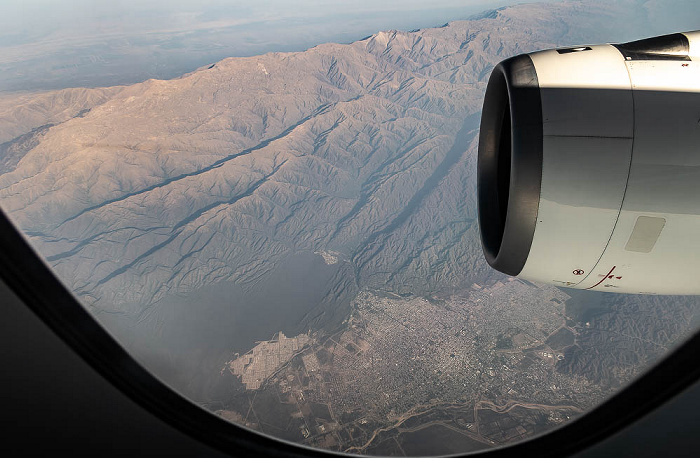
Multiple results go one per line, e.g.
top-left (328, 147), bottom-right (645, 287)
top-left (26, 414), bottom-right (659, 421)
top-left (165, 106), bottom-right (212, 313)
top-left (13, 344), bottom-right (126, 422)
top-left (218, 279), bottom-right (605, 454)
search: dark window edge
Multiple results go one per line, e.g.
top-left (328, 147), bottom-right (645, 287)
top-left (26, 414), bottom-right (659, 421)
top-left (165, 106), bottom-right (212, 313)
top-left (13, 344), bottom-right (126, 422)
top-left (0, 207), bottom-right (699, 457)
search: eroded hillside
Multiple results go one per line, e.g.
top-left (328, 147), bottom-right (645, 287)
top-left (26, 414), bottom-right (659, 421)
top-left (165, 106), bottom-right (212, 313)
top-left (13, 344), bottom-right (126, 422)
top-left (0, 1), bottom-right (651, 315)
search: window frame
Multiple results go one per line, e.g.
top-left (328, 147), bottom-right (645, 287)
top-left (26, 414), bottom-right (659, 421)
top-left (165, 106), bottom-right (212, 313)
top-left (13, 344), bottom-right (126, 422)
top-left (0, 207), bottom-right (697, 458)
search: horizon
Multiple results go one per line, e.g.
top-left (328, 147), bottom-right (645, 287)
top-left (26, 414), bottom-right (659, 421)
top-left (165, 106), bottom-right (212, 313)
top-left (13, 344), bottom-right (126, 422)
top-left (0, 0), bottom-right (547, 92)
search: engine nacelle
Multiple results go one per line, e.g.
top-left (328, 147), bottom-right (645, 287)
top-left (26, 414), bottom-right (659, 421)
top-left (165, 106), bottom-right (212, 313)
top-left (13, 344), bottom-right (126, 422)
top-left (478, 32), bottom-right (700, 294)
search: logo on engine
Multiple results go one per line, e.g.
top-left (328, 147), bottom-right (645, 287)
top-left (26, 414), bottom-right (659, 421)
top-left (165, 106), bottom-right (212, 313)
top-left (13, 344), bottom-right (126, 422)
top-left (573, 269), bottom-right (585, 275)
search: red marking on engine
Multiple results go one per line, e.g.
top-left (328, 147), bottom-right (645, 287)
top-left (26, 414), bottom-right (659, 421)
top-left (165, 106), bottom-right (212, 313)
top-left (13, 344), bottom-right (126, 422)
top-left (586, 266), bottom-right (616, 290)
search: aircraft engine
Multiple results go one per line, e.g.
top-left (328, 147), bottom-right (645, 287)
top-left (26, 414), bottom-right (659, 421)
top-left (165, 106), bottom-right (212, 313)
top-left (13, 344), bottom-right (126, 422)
top-left (478, 31), bottom-right (700, 294)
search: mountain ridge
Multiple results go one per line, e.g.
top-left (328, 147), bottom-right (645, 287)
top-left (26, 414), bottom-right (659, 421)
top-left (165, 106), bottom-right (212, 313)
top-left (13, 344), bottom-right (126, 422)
top-left (0, 0), bottom-right (664, 315)
top-left (2, 1), bottom-right (700, 440)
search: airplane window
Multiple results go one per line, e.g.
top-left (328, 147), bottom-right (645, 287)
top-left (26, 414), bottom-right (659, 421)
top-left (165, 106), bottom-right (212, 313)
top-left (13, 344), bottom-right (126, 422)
top-left (1, 0), bottom-right (699, 455)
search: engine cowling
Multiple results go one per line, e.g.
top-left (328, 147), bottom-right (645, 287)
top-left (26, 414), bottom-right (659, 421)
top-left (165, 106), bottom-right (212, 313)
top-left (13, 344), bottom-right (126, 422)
top-left (478, 32), bottom-right (700, 294)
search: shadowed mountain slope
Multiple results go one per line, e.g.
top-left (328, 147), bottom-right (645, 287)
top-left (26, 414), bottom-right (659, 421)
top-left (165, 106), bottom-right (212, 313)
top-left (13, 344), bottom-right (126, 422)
top-left (0, 1), bottom-right (655, 317)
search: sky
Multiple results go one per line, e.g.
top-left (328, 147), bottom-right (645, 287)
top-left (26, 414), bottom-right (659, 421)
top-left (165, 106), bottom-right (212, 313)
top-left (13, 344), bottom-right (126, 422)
top-left (0, 1), bottom-right (698, 92)
top-left (0, 0), bottom-right (539, 92)
top-left (0, 1), bottom-right (514, 38)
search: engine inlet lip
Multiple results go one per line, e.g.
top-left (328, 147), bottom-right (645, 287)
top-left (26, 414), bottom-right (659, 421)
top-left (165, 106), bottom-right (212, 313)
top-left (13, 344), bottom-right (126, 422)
top-left (477, 54), bottom-right (543, 276)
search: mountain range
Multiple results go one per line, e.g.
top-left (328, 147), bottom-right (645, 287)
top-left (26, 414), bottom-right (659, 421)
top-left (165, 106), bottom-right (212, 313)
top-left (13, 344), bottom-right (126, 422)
top-left (1, 1), bottom-right (699, 415)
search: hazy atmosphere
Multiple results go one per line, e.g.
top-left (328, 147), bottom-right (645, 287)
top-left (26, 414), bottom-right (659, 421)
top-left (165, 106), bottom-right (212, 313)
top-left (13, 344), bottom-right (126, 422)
top-left (0, 0), bottom-right (546, 91)
top-left (4, 0), bottom-right (698, 91)
top-left (1, 0), bottom-right (699, 455)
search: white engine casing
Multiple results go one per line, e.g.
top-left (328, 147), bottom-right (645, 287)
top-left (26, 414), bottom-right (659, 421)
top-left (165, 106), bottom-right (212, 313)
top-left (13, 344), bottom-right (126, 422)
top-left (478, 32), bottom-right (700, 294)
